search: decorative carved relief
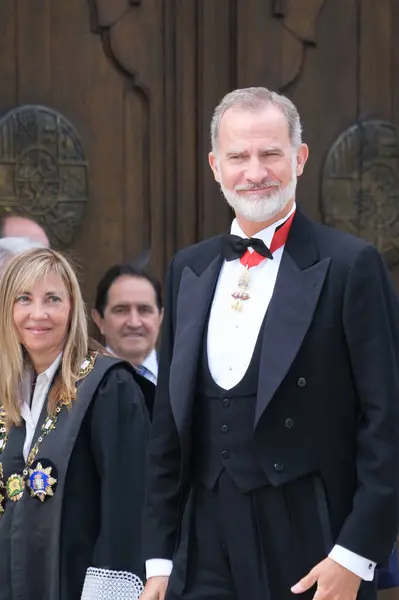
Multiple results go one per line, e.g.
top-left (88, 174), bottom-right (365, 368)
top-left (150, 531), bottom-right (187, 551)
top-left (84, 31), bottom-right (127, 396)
top-left (0, 106), bottom-right (88, 247)
top-left (91, 0), bottom-right (149, 90)
top-left (92, 0), bottom-right (130, 28)
top-left (90, 0), bottom-right (158, 260)
top-left (273, 1), bottom-right (288, 18)
top-left (321, 121), bottom-right (399, 266)
top-left (272, 0), bottom-right (327, 88)
top-left (273, 0), bottom-right (326, 43)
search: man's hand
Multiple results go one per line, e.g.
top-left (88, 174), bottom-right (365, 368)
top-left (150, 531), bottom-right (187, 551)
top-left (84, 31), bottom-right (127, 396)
top-left (140, 576), bottom-right (169, 600)
top-left (291, 557), bottom-right (361, 599)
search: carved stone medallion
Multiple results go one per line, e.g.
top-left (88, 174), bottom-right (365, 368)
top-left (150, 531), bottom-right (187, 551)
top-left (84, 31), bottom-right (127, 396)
top-left (0, 105), bottom-right (88, 247)
top-left (321, 120), bottom-right (399, 266)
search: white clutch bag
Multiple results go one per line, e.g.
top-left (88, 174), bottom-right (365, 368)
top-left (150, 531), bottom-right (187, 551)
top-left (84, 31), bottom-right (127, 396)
top-left (81, 567), bottom-right (144, 600)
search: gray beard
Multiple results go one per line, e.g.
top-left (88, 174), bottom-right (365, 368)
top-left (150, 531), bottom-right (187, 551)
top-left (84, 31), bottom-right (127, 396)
top-left (220, 174), bottom-right (297, 223)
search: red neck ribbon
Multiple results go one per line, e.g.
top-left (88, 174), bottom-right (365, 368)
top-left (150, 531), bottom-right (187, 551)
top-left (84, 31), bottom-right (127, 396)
top-left (240, 211), bottom-right (296, 269)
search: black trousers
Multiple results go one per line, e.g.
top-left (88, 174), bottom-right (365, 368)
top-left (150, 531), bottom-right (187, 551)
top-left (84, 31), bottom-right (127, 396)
top-left (166, 471), bottom-right (376, 600)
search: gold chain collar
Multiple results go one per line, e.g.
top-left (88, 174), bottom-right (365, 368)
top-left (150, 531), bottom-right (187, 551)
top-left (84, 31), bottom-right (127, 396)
top-left (0, 351), bottom-right (97, 513)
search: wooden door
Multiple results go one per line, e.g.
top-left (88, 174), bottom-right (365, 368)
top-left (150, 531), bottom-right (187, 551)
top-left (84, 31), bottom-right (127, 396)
top-left (0, 0), bottom-right (169, 308)
top-left (0, 0), bottom-right (398, 309)
top-left (175, 0), bottom-right (399, 287)
top-left (176, 0), bottom-right (399, 280)
top-left (0, 1), bottom-right (398, 591)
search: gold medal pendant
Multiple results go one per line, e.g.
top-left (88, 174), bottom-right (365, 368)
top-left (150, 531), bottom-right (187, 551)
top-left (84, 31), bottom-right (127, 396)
top-left (27, 462), bottom-right (57, 502)
top-left (0, 352), bottom-right (97, 512)
top-left (0, 352), bottom-right (97, 513)
top-left (6, 473), bottom-right (25, 502)
top-left (231, 266), bottom-right (251, 311)
top-left (238, 267), bottom-right (250, 289)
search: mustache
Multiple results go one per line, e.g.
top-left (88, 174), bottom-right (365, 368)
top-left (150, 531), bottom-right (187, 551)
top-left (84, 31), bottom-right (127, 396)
top-left (122, 328), bottom-right (146, 335)
top-left (235, 181), bottom-right (280, 192)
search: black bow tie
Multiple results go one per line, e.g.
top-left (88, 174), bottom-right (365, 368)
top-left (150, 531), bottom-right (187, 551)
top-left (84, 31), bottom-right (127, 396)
top-left (221, 234), bottom-right (273, 262)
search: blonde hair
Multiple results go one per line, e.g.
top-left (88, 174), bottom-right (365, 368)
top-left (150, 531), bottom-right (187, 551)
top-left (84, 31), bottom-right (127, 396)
top-left (0, 248), bottom-right (89, 426)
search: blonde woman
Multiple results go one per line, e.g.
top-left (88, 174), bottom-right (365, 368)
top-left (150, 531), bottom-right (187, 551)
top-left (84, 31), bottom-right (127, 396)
top-left (0, 248), bottom-right (150, 600)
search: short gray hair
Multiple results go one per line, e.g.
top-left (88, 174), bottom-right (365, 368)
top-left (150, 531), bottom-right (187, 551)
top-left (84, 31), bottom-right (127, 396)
top-left (0, 237), bottom-right (45, 272)
top-left (210, 87), bottom-right (303, 153)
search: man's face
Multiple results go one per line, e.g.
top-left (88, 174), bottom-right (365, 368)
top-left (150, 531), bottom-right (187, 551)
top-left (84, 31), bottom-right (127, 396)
top-left (208, 104), bottom-right (308, 223)
top-left (3, 216), bottom-right (49, 246)
top-left (94, 275), bottom-right (163, 365)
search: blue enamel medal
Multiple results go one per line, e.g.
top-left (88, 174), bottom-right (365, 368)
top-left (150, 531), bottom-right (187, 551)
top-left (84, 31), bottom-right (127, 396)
top-left (27, 462), bottom-right (57, 502)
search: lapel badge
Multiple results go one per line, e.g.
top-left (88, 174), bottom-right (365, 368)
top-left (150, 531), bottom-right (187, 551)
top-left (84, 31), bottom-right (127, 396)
top-left (27, 461), bottom-right (57, 502)
top-left (6, 473), bottom-right (25, 502)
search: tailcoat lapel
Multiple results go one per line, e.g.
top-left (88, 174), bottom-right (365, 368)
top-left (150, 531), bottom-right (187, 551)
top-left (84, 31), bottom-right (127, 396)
top-left (167, 212), bottom-right (331, 433)
top-left (255, 211), bottom-right (331, 427)
top-left (169, 249), bottom-right (223, 435)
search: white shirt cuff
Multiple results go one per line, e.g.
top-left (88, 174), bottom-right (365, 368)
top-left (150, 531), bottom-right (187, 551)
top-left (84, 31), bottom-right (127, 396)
top-left (145, 559), bottom-right (173, 579)
top-left (329, 545), bottom-right (376, 581)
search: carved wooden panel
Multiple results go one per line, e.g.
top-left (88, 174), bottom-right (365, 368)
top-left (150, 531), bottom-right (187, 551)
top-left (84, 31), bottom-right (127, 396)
top-left (237, 0), bottom-right (327, 91)
top-left (321, 121), bottom-right (399, 266)
top-left (92, 0), bottom-right (130, 27)
top-left (317, 0), bottom-right (399, 276)
top-left (274, 0), bottom-right (327, 44)
top-left (0, 0), bottom-right (397, 305)
top-left (0, 106), bottom-right (88, 247)
top-left (89, 0), bottom-right (167, 281)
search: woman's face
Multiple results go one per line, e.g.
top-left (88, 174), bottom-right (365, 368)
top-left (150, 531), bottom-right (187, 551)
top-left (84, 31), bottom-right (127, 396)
top-left (13, 272), bottom-right (71, 362)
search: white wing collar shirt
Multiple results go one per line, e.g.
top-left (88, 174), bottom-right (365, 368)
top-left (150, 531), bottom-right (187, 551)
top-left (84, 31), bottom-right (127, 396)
top-left (146, 202), bottom-right (376, 581)
top-left (207, 202), bottom-right (296, 390)
top-left (19, 354), bottom-right (62, 462)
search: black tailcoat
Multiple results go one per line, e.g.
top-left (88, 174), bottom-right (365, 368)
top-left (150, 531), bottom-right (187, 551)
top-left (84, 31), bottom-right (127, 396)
top-left (144, 211), bottom-right (399, 598)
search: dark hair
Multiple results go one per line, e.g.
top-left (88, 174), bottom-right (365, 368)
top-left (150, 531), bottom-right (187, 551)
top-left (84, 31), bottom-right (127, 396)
top-left (94, 264), bottom-right (163, 316)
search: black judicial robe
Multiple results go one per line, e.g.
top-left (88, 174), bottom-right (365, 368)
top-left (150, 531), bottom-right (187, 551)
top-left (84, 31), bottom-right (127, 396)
top-left (0, 354), bottom-right (150, 600)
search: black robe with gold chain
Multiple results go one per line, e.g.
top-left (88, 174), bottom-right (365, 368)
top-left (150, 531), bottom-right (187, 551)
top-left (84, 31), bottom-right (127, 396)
top-left (0, 354), bottom-right (150, 600)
